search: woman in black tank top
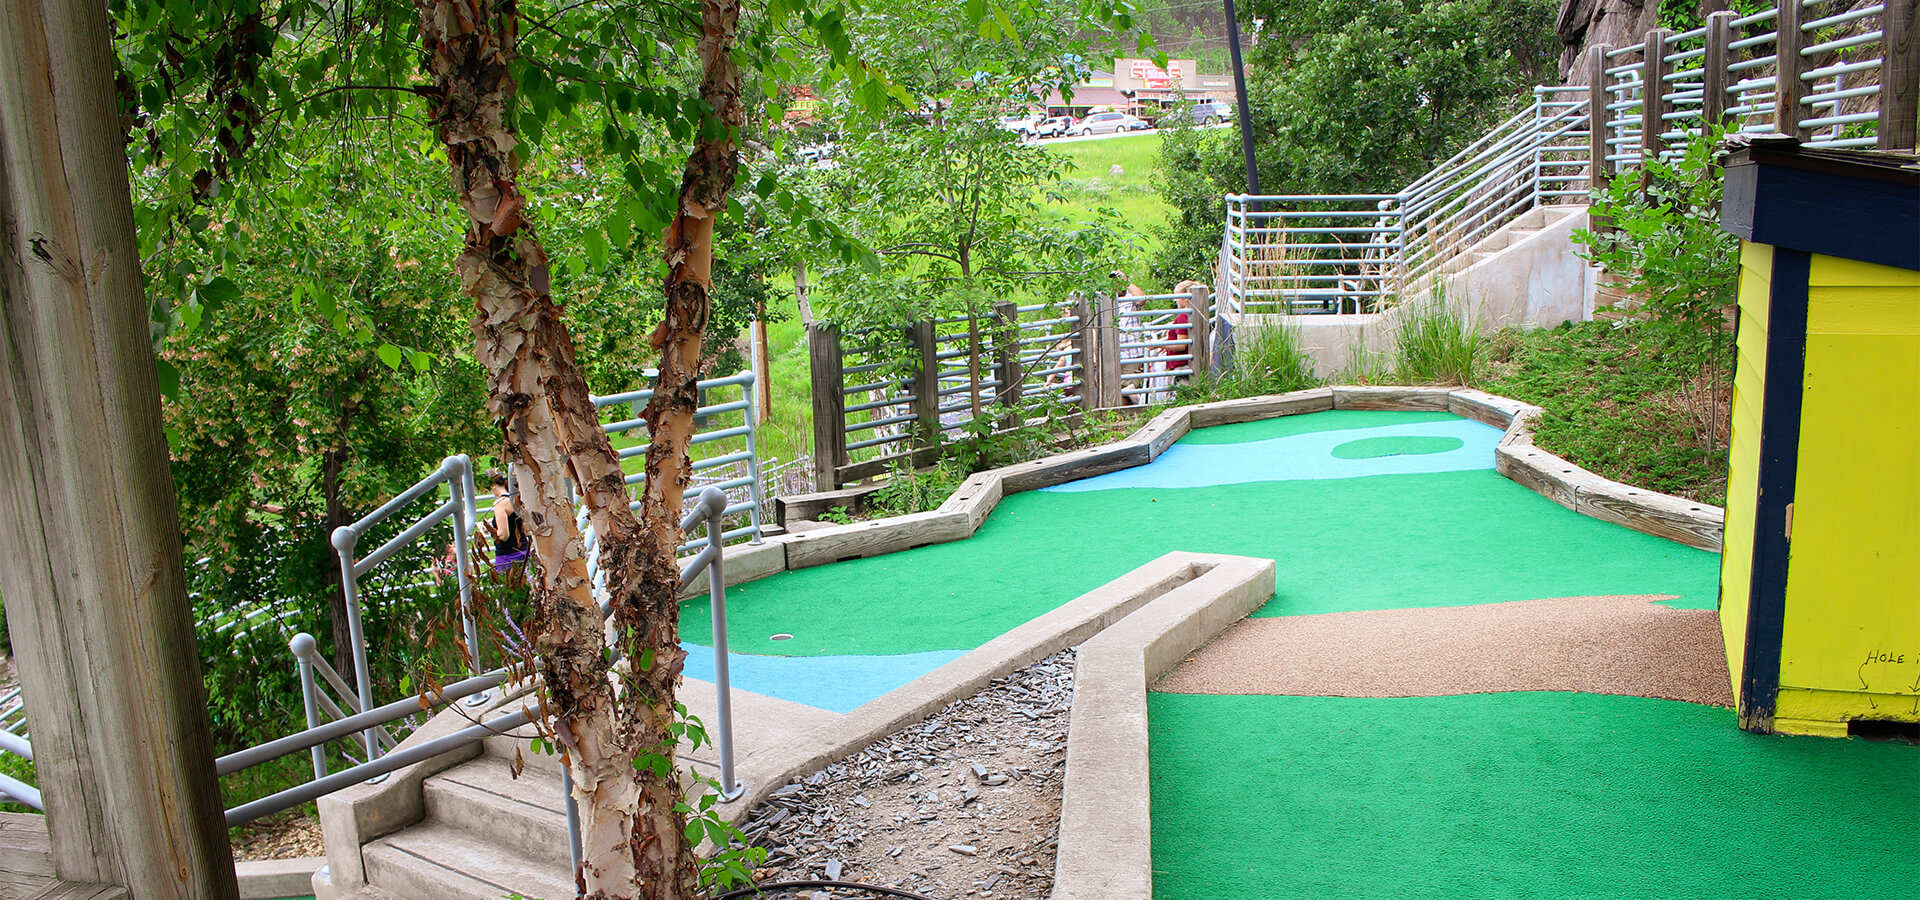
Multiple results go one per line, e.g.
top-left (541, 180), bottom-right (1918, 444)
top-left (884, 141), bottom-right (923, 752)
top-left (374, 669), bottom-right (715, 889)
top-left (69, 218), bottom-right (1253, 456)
top-left (488, 473), bottom-right (532, 571)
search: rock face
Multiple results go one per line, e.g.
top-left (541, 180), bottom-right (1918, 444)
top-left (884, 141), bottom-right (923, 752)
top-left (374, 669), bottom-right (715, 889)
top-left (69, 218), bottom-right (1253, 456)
top-left (1555, 0), bottom-right (1665, 84)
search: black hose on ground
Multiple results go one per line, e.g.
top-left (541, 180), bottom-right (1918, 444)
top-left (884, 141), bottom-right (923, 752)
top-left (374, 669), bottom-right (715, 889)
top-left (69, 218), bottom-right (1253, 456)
top-left (713, 879), bottom-right (944, 900)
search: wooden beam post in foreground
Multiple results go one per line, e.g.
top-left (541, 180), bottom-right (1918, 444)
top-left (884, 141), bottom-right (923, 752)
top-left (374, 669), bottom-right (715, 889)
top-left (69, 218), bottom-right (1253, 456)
top-left (0, 2), bottom-right (239, 897)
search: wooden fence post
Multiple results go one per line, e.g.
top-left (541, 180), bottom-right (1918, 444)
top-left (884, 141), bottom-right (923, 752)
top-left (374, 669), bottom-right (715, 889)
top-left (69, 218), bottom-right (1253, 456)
top-left (1070, 295), bottom-right (1095, 410)
top-left (1775, 0), bottom-right (1808, 140)
top-left (1187, 285), bottom-right (1212, 376)
top-left (907, 320), bottom-right (939, 448)
top-left (992, 302), bottom-right (1022, 425)
top-left (965, 316), bottom-right (984, 416)
top-left (1587, 43), bottom-right (1616, 236)
top-left (1641, 28), bottom-right (1674, 182)
top-left (808, 323), bottom-right (847, 490)
top-left (1092, 293), bottom-right (1123, 409)
top-left (0, 1), bottom-right (240, 894)
top-left (1704, 12), bottom-right (1735, 130)
top-left (1882, 0), bottom-right (1918, 150)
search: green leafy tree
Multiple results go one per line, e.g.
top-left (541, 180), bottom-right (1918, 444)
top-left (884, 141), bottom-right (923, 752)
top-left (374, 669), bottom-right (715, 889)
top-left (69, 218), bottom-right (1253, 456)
top-left (109, 0), bottom-right (1124, 894)
top-left (809, 84), bottom-right (1124, 328)
top-left (157, 135), bottom-right (492, 690)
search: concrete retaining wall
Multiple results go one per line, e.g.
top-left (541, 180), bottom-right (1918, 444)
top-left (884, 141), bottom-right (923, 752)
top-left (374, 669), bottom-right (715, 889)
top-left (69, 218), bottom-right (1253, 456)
top-left (1232, 206), bottom-right (1599, 377)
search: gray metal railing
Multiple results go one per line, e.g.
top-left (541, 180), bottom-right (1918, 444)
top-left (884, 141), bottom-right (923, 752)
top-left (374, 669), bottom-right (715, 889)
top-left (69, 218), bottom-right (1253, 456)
top-left (219, 487), bottom-right (744, 846)
top-left (590, 370), bottom-right (768, 547)
top-left (1221, 0), bottom-right (1906, 319)
top-left (328, 454), bottom-right (485, 765)
top-left (0, 688), bottom-right (40, 810)
top-left (1114, 294), bottom-right (1202, 403)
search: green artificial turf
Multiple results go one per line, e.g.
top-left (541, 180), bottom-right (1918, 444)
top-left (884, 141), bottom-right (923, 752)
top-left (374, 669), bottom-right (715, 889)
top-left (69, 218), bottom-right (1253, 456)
top-left (1147, 692), bottom-right (1920, 899)
top-left (1332, 434), bottom-right (1466, 459)
top-left (686, 412), bottom-right (1719, 656)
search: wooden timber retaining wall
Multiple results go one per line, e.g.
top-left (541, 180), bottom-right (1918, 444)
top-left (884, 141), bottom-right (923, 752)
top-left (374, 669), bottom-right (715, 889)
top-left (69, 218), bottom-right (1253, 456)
top-left (696, 385), bottom-right (1722, 602)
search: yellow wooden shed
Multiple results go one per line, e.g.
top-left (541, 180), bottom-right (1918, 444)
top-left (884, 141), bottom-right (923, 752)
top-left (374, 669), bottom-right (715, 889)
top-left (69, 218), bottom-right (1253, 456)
top-left (1717, 138), bottom-right (1919, 737)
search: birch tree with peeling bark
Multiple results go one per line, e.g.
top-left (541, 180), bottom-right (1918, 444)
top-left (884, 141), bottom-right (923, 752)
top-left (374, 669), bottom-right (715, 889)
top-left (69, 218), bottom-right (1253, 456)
top-left (110, 0), bottom-right (1119, 894)
top-left (416, 0), bottom-right (741, 894)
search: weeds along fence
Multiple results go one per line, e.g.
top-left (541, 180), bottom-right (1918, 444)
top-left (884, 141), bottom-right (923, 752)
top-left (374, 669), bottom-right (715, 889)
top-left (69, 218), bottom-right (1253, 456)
top-left (1221, 0), bottom-right (1915, 319)
top-left (807, 287), bottom-right (1216, 490)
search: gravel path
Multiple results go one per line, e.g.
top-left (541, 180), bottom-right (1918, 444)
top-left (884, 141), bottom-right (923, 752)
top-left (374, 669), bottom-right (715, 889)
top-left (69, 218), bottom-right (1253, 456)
top-left (1156, 595), bottom-right (1733, 706)
top-left (739, 651), bottom-right (1075, 900)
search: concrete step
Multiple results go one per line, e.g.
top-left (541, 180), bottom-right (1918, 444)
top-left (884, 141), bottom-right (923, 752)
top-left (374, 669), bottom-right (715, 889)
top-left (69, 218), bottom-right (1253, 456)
top-left (364, 820), bottom-right (574, 900)
top-left (481, 719), bottom-right (568, 778)
top-left (424, 756), bottom-right (571, 869)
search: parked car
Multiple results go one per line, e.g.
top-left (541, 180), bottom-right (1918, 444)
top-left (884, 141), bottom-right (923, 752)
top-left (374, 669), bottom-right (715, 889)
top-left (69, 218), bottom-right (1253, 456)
top-left (796, 141), bottom-right (838, 166)
top-left (1033, 115), bottom-right (1076, 138)
top-left (1071, 112), bottom-right (1149, 135)
top-left (999, 115), bottom-right (1040, 137)
top-left (1188, 102), bottom-right (1231, 125)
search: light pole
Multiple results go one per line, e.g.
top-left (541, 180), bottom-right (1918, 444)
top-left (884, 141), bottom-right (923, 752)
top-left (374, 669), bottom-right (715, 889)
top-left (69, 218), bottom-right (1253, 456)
top-left (1222, 0), bottom-right (1261, 196)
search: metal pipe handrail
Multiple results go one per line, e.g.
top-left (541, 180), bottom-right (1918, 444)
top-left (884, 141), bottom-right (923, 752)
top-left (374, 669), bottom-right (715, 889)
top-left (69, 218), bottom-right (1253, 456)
top-left (0, 772), bottom-right (42, 811)
top-left (225, 705), bottom-right (534, 826)
top-left (0, 729), bottom-right (32, 761)
top-left (227, 487), bottom-right (743, 836)
top-left (329, 454), bottom-right (481, 764)
top-left (217, 669), bottom-right (508, 777)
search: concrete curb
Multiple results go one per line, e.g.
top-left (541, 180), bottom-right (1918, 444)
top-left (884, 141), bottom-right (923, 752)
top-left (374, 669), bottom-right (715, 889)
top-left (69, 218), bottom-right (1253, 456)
top-left (1051, 555), bottom-right (1276, 900)
top-left (708, 552), bottom-right (1274, 825)
top-left (236, 855), bottom-right (324, 899)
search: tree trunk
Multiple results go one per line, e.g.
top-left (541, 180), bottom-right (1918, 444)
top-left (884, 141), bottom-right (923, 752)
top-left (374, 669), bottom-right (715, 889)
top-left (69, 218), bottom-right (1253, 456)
top-left (320, 443), bottom-right (356, 686)
top-left (0, 1), bottom-right (238, 894)
top-left (417, 0), bottom-right (743, 894)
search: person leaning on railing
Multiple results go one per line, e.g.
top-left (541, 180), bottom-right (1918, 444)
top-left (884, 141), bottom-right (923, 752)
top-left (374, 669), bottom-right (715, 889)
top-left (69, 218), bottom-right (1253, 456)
top-left (488, 471), bottom-right (532, 572)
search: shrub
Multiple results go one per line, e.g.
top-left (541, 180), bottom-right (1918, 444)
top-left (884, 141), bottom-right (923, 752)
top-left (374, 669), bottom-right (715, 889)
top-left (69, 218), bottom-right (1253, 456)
top-left (1393, 293), bottom-right (1481, 385)
top-left (1175, 321), bottom-right (1319, 402)
top-left (1574, 128), bottom-right (1737, 342)
top-left (869, 461), bottom-right (966, 517)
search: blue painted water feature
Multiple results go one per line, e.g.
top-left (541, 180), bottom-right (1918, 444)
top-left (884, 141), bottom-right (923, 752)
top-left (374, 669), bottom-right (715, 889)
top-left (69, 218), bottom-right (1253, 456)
top-left (679, 644), bottom-right (967, 713)
top-left (1041, 418), bottom-right (1502, 492)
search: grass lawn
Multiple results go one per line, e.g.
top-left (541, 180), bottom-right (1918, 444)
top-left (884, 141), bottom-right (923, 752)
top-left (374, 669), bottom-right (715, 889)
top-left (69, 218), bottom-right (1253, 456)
top-left (1037, 133), bottom-right (1173, 285)
top-left (1475, 320), bottom-right (1731, 506)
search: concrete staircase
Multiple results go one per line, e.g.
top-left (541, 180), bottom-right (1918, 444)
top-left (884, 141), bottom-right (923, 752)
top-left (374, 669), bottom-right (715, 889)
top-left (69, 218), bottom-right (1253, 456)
top-left (318, 677), bottom-right (840, 900)
top-left (1437, 204), bottom-right (1581, 276)
top-left (359, 751), bottom-right (574, 900)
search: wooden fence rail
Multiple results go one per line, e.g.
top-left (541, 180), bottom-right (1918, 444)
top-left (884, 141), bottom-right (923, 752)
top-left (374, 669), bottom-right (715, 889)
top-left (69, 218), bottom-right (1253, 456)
top-left (806, 285), bottom-right (1215, 490)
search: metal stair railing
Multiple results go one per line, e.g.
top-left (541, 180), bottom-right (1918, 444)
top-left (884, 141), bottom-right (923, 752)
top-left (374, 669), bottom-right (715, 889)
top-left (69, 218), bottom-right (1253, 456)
top-left (1220, 0), bottom-right (1904, 320)
top-left (216, 487), bottom-right (744, 840)
top-left (0, 689), bottom-right (40, 810)
top-left (288, 633), bottom-right (401, 781)
top-left (327, 454), bottom-right (486, 765)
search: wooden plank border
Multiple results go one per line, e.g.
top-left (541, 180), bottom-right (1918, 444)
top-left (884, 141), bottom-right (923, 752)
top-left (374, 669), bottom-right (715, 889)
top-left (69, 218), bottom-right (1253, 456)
top-left (731, 385), bottom-right (1723, 583)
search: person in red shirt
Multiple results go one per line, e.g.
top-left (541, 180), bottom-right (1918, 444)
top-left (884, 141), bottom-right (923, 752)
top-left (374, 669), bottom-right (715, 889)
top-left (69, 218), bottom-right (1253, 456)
top-left (1163, 279), bottom-right (1205, 384)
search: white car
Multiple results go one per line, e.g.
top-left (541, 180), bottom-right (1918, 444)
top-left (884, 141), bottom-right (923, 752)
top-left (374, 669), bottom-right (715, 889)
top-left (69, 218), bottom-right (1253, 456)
top-left (1033, 115), bottom-right (1076, 138)
top-left (1071, 112), bottom-right (1149, 136)
top-left (999, 116), bottom-right (1039, 137)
